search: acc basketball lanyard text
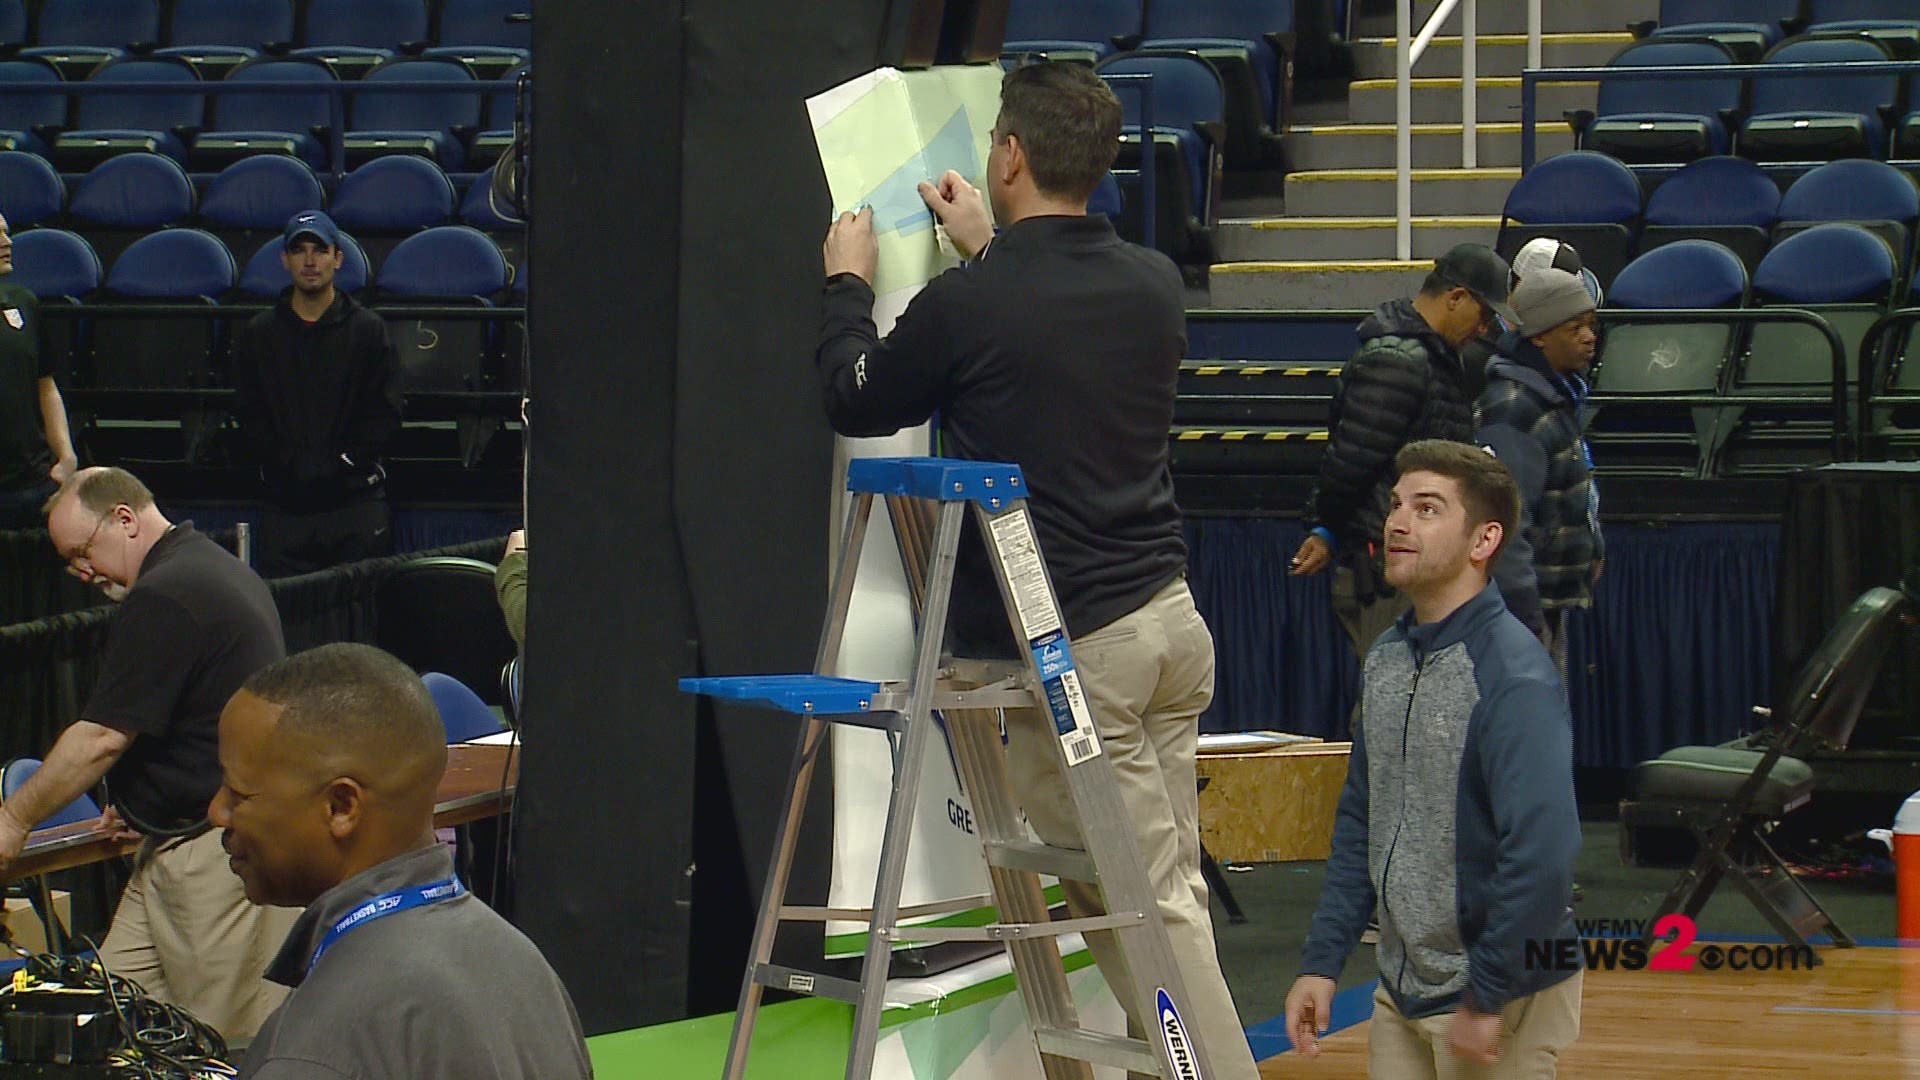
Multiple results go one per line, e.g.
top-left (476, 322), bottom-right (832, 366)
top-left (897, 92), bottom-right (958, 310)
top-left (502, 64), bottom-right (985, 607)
top-left (309, 877), bottom-right (464, 974)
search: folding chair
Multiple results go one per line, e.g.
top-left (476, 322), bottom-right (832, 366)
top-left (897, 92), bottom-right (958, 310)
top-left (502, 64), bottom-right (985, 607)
top-left (0, 758), bottom-right (102, 956)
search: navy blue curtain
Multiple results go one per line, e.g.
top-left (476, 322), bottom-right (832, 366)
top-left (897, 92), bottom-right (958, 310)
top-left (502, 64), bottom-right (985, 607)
top-left (1183, 517), bottom-right (1780, 767)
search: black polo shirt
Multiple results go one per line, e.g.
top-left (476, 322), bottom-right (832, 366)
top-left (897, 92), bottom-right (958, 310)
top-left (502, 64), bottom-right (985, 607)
top-left (84, 524), bottom-right (286, 831)
top-left (0, 282), bottom-right (51, 492)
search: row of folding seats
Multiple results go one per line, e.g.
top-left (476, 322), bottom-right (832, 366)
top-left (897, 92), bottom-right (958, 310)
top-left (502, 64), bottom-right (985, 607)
top-left (1003, 0), bottom-right (1293, 171)
top-left (0, 54), bottom-right (524, 172)
top-left (1587, 225), bottom-right (1916, 477)
top-left (0, 0), bottom-right (529, 80)
top-left (1576, 34), bottom-right (1920, 166)
top-left (1497, 153), bottom-right (1920, 299)
top-left (0, 152), bottom-right (523, 273)
top-left (7, 224), bottom-right (522, 399)
top-left (1644, 0), bottom-right (1920, 62)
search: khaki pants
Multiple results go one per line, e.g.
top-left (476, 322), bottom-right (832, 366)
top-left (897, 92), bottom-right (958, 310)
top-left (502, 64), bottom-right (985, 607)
top-left (99, 828), bottom-right (301, 1050)
top-left (1367, 972), bottom-right (1583, 1080)
top-left (1004, 577), bottom-right (1261, 1080)
top-left (1331, 566), bottom-right (1411, 663)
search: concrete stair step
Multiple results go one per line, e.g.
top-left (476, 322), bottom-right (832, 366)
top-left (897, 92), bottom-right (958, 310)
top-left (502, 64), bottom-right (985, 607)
top-left (1353, 0), bottom-right (1658, 38)
top-left (1285, 121), bottom-right (1575, 170)
top-left (1351, 32), bottom-right (1631, 80)
top-left (1215, 216), bottom-right (1499, 261)
top-left (1348, 76), bottom-right (1596, 125)
top-left (1284, 167), bottom-right (1519, 217)
top-left (1209, 260), bottom-right (1431, 309)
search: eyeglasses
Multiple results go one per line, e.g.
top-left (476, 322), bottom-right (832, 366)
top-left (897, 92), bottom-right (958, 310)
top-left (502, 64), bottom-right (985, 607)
top-left (65, 512), bottom-right (112, 569)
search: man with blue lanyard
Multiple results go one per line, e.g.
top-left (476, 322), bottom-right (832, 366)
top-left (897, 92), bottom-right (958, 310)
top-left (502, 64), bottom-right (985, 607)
top-left (1475, 267), bottom-right (1605, 674)
top-left (211, 643), bottom-right (591, 1078)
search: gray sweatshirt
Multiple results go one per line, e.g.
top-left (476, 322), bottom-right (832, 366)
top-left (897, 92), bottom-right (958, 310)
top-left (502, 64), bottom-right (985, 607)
top-left (240, 844), bottom-right (594, 1079)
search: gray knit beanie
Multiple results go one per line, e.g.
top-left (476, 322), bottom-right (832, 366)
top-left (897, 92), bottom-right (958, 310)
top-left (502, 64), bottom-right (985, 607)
top-left (1511, 267), bottom-right (1597, 337)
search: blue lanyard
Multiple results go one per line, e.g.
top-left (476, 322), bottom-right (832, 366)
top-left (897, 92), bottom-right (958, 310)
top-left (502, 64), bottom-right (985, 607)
top-left (308, 877), bottom-right (464, 975)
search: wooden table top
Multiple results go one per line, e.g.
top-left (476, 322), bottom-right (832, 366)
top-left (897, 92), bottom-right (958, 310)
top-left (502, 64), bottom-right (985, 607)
top-left (9, 741), bottom-right (518, 880)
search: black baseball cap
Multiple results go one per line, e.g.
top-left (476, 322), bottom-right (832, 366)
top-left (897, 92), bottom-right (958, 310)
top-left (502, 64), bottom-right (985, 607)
top-left (1432, 243), bottom-right (1518, 327)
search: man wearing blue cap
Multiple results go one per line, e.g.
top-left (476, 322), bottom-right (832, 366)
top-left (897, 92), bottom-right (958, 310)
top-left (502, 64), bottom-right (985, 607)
top-left (231, 212), bottom-right (401, 577)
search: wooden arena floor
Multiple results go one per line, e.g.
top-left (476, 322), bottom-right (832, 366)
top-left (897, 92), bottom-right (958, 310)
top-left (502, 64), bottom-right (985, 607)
top-left (1257, 945), bottom-right (1920, 1078)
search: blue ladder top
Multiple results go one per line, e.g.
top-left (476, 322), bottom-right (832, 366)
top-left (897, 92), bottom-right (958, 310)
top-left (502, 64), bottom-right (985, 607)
top-left (846, 457), bottom-right (1026, 511)
top-left (679, 674), bottom-right (883, 715)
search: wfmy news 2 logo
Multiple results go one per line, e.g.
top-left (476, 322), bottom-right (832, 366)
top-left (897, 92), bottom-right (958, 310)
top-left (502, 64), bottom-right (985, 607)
top-left (1526, 914), bottom-right (1815, 973)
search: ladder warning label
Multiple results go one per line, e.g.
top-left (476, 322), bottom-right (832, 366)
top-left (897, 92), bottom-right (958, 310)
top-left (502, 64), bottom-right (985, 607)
top-left (1031, 631), bottom-right (1101, 766)
top-left (987, 508), bottom-right (1063, 640)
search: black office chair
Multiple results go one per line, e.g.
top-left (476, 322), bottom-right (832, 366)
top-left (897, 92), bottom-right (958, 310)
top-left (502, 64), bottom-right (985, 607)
top-left (374, 556), bottom-right (519, 705)
top-left (1619, 584), bottom-right (1914, 959)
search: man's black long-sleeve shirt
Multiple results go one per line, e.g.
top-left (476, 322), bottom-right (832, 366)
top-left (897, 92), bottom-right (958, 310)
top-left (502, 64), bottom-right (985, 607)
top-left (816, 214), bottom-right (1189, 655)
top-left (231, 289), bottom-right (401, 511)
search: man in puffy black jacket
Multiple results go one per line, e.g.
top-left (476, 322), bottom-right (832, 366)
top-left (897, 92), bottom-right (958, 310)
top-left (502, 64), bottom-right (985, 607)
top-left (232, 211), bottom-right (401, 577)
top-left (1289, 244), bottom-right (1515, 661)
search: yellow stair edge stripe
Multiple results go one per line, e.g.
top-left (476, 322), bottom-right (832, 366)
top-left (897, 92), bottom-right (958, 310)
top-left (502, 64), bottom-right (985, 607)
top-left (1289, 121), bottom-right (1544, 136)
top-left (1289, 167), bottom-right (1520, 181)
top-left (1225, 215), bottom-right (1499, 230)
top-left (1213, 260), bottom-right (1429, 274)
top-left (1173, 430), bottom-right (1332, 442)
top-left (1349, 76), bottom-right (1598, 90)
top-left (1186, 365), bottom-right (1342, 376)
top-left (1353, 32), bottom-right (1633, 47)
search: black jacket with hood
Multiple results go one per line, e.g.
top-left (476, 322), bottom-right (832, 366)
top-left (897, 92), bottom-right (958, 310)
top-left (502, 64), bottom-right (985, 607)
top-left (231, 289), bottom-right (401, 510)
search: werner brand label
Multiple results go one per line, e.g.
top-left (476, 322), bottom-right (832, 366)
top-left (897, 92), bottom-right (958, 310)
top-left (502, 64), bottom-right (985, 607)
top-left (1030, 631), bottom-right (1100, 767)
top-left (1156, 988), bottom-right (1202, 1080)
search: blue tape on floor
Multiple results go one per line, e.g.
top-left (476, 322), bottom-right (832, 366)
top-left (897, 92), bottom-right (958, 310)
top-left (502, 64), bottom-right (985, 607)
top-left (1244, 979), bottom-right (1377, 1061)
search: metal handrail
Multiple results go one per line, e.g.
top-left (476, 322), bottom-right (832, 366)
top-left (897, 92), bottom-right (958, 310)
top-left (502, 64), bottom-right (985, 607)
top-left (1098, 73), bottom-right (1157, 253)
top-left (0, 76), bottom-right (526, 181)
top-left (1855, 306), bottom-right (1920, 456)
top-left (1394, 0), bottom-right (1516, 260)
top-left (1518, 58), bottom-right (1920, 171)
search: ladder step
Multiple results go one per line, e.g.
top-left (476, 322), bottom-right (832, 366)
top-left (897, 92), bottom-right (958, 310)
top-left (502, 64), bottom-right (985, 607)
top-left (845, 456), bottom-right (1027, 509)
top-left (678, 674), bottom-right (885, 716)
top-left (984, 839), bottom-right (1100, 882)
top-left (1032, 1027), bottom-right (1165, 1076)
top-left (750, 963), bottom-right (863, 1004)
top-left (886, 910), bottom-right (1145, 944)
top-left (778, 893), bottom-right (993, 923)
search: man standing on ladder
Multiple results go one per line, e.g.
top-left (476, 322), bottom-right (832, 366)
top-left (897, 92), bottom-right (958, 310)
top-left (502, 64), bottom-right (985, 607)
top-left (814, 60), bottom-right (1261, 1080)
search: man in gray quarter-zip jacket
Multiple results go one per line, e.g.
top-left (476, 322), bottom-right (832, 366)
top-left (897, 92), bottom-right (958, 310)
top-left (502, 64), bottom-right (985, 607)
top-left (1285, 440), bottom-right (1583, 1079)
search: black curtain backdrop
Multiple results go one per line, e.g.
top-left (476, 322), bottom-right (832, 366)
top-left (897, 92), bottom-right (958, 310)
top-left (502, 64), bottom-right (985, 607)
top-left (1185, 518), bottom-right (1781, 769)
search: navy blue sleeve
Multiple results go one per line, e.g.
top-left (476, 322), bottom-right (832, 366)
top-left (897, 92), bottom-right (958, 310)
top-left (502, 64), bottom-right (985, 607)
top-left (1476, 420), bottom-right (1548, 635)
top-left (1465, 673), bottom-right (1580, 1012)
top-left (1299, 704), bottom-right (1375, 979)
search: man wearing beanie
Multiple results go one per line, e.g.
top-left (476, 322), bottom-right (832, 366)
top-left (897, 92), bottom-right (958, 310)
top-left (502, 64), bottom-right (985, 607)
top-left (1476, 267), bottom-right (1604, 668)
top-left (1292, 243), bottom-right (1516, 664)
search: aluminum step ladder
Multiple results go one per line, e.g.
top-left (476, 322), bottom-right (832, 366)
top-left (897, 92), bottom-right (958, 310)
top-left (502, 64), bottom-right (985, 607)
top-left (681, 456), bottom-right (1217, 1080)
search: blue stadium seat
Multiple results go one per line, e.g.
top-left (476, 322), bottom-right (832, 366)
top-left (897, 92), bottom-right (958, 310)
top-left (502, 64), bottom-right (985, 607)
top-left (1804, 0), bottom-right (1920, 59)
top-left (0, 57), bottom-right (66, 157)
top-left (294, 0), bottom-right (431, 79)
top-left (0, 151), bottom-right (66, 229)
top-left (1497, 151), bottom-right (1643, 290)
top-left (1087, 172), bottom-right (1123, 219)
top-left (1774, 158), bottom-right (1919, 291)
top-left (67, 154), bottom-right (195, 270)
top-left (1579, 39), bottom-right (1740, 165)
top-left (1097, 51), bottom-right (1223, 219)
top-left (1003, 0), bottom-right (1141, 63)
top-left (158, 0), bottom-right (296, 78)
top-left (376, 225), bottom-right (507, 393)
top-left (0, 0), bottom-right (23, 43)
top-left (8, 229), bottom-right (100, 300)
top-left (1741, 36), bottom-right (1900, 163)
top-left (94, 228), bottom-right (234, 390)
top-left (425, 0), bottom-right (531, 79)
top-left (52, 56), bottom-right (202, 171)
top-left (196, 57), bottom-right (336, 170)
top-left (1638, 155), bottom-right (1779, 273)
top-left (239, 231), bottom-right (370, 297)
top-left (21, 0), bottom-right (161, 78)
top-left (422, 672), bottom-right (507, 743)
top-left (1647, 0), bottom-right (1798, 62)
top-left (329, 155), bottom-right (456, 268)
top-left (1588, 240), bottom-right (1749, 478)
top-left (1141, 0), bottom-right (1293, 138)
top-left (201, 157), bottom-right (326, 230)
top-left (347, 57), bottom-right (480, 169)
